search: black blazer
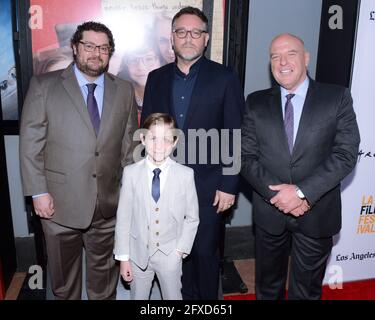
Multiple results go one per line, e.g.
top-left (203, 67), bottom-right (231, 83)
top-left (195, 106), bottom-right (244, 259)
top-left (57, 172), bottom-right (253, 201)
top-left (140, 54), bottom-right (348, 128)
top-left (141, 57), bottom-right (245, 206)
top-left (241, 79), bottom-right (360, 238)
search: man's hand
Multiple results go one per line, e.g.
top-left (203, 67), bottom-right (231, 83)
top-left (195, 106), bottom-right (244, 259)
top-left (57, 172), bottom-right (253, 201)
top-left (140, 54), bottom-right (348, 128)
top-left (289, 199), bottom-right (310, 217)
top-left (33, 193), bottom-right (55, 219)
top-left (269, 184), bottom-right (302, 213)
top-left (120, 261), bottom-right (133, 282)
top-left (213, 190), bottom-right (235, 213)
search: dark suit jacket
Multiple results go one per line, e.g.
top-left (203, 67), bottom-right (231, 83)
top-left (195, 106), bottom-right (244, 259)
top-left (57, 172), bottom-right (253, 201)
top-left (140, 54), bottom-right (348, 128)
top-left (241, 79), bottom-right (360, 238)
top-left (141, 57), bottom-right (245, 206)
top-left (20, 64), bottom-right (139, 229)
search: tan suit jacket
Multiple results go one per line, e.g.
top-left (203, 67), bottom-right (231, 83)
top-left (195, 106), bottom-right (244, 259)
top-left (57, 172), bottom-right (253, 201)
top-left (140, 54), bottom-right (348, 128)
top-left (20, 64), bottom-right (138, 228)
top-left (114, 159), bottom-right (199, 270)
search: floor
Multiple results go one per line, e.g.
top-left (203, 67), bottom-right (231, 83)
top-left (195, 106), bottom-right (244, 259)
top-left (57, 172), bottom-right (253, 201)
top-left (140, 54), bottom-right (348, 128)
top-left (5, 225), bottom-right (254, 300)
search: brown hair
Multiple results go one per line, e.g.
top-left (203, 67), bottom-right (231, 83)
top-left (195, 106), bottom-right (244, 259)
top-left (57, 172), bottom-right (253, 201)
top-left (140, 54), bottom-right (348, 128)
top-left (172, 6), bottom-right (208, 31)
top-left (142, 113), bottom-right (176, 130)
top-left (71, 21), bottom-right (115, 57)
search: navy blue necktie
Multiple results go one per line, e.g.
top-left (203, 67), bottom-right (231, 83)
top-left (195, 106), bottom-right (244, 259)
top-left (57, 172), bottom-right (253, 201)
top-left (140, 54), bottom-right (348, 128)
top-left (284, 93), bottom-right (295, 153)
top-left (152, 168), bottom-right (161, 202)
top-left (86, 83), bottom-right (100, 135)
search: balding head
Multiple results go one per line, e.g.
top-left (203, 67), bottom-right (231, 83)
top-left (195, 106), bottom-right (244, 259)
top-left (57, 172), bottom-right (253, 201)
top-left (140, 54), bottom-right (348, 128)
top-left (269, 33), bottom-right (310, 92)
top-left (270, 33), bottom-right (305, 52)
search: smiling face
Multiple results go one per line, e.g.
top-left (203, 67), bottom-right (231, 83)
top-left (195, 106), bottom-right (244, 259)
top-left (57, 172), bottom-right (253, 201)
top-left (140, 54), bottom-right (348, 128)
top-left (141, 121), bottom-right (177, 165)
top-left (73, 30), bottom-right (110, 81)
top-left (270, 34), bottom-right (310, 92)
top-left (171, 14), bottom-right (209, 63)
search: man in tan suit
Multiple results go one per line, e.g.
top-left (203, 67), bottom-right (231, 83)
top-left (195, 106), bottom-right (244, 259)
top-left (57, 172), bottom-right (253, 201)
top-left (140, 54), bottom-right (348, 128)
top-left (19, 21), bottom-right (138, 300)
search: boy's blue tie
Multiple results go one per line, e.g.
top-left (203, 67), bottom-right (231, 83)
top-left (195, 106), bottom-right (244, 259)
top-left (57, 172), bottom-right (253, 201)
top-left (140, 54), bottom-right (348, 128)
top-left (152, 168), bottom-right (161, 202)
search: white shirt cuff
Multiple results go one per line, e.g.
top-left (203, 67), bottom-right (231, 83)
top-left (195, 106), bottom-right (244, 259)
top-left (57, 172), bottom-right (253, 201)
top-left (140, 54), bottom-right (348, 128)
top-left (115, 254), bottom-right (129, 261)
top-left (32, 193), bottom-right (49, 198)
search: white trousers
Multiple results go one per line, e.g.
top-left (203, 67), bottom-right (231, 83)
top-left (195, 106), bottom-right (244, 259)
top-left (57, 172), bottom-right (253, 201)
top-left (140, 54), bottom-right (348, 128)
top-left (130, 250), bottom-right (183, 300)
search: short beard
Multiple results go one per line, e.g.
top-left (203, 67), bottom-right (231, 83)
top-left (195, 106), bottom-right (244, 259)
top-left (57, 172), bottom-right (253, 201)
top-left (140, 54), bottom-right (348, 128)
top-left (74, 55), bottom-right (109, 77)
top-left (174, 47), bottom-right (202, 62)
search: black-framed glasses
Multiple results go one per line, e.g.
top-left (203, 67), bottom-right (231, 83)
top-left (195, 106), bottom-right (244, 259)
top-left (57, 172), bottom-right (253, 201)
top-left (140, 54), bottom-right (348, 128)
top-left (172, 28), bottom-right (207, 39)
top-left (79, 41), bottom-right (111, 55)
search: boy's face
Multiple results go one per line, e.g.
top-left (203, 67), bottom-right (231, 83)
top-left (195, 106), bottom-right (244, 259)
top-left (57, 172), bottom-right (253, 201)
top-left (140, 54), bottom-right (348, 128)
top-left (141, 122), bottom-right (177, 165)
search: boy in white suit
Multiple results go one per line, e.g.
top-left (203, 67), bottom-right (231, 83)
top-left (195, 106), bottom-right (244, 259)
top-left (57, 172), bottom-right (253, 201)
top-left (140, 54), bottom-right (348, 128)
top-left (114, 113), bottom-right (199, 300)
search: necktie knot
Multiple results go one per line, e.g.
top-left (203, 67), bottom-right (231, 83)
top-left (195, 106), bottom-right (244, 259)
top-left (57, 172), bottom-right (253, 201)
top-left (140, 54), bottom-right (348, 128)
top-left (286, 93), bottom-right (295, 102)
top-left (153, 168), bottom-right (161, 177)
top-left (86, 83), bottom-right (97, 94)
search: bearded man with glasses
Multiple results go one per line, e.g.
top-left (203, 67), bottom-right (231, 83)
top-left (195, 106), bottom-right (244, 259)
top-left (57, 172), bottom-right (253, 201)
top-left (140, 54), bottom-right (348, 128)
top-left (20, 21), bottom-right (138, 300)
top-left (141, 7), bottom-right (245, 300)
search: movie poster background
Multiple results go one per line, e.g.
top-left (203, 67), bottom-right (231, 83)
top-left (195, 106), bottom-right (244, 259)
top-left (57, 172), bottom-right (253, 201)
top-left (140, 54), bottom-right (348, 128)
top-left (0, 0), bottom-right (18, 120)
top-left (30, 0), bottom-right (224, 121)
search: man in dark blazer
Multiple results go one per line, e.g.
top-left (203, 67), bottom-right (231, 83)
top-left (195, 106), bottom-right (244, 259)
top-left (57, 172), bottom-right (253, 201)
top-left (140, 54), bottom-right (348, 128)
top-left (20, 22), bottom-right (138, 299)
top-left (241, 33), bottom-right (360, 299)
top-left (141, 7), bottom-right (244, 299)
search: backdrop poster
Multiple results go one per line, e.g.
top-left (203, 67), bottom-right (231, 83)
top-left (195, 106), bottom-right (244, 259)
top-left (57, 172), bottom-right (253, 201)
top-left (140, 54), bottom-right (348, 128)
top-left (29, 0), bottom-right (227, 121)
top-left (0, 0), bottom-right (18, 120)
top-left (323, 0), bottom-right (375, 285)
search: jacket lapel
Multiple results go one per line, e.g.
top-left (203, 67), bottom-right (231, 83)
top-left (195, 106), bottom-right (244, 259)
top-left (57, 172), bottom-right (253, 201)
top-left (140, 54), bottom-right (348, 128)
top-left (269, 87), bottom-right (291, 155)
top-left (140, 160), bottom-right (152, 224)
top-left (182, 57), bottom-right (207, 131)
top-left (61, 64), bottom-right (96, 137)
top-left (97, 73), bottom-right (117, 144)
top-left (162, 65), bottom-right (176, 119)
top-left (292, 80), bottom-right (316, 159)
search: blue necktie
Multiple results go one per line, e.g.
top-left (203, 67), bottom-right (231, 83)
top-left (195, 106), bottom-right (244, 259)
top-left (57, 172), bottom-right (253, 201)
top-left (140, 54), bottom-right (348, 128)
top-left (152, 168), bottom-right (161, 202)
top-left (86, 83), bottom-right (100, 135)
top-left (284, 93), bottom-right (295, 154)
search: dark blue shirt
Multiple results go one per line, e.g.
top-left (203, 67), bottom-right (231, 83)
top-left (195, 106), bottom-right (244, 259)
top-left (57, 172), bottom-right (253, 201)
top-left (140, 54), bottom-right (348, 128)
top-left (172, 57), bottom-right (203, 129)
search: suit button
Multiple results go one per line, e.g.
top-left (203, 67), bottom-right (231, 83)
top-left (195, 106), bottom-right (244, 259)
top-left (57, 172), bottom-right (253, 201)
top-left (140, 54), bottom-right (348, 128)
top-left (155, 208), bottom-right (159, 212)
top-left (95, 152), bottom-right (99, 156)
top-left (92, 174), bottom-right (97, 178)
top-left (146, 245), bottom-right (149, 249)
top-left (147, 226), bottom-right (150, 230)
top-left (155, 220), bottom-right (159, 224)
top-left (156, 243), bottom-right (159, 247)
top-left (156, 232), bottom-right (159, 236)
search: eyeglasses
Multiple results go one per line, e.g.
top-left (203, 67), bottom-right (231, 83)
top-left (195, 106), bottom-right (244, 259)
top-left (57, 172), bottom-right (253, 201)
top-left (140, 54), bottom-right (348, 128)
top-left (79, 41), bottom-right (111, 55)
top-left (127, 55), bottom-right (158, 67)
top-left (172, 28), bottom-right (208, 39)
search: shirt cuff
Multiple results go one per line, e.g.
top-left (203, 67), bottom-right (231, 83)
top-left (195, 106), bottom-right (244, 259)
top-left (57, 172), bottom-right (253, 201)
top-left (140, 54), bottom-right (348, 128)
top-left (176, 249), bottom-right (188, 259)
top-left (32, 193), bottom-right (49, 199)
top-left (115, 254), bottom-right (129, 261)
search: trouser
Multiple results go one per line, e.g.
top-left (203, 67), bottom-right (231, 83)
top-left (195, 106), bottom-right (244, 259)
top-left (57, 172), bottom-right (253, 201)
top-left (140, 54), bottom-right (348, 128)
top-left (41, 206), bottom-right (119, 300)
top-left (130, 250), bottom-right (183, 300)
top-left (255, 217), bottom-right (333, 300)
top-left (182, 205), bottom-right (222, 300)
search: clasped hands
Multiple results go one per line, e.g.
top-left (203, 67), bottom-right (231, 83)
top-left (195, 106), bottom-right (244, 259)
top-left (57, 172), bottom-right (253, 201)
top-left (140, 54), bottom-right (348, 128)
top-left (269, 184), bottom-right (310, 217)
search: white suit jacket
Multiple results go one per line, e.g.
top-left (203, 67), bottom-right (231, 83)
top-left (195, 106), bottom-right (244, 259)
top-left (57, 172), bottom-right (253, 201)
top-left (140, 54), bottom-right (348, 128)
top-left (114, 158), bottom-right (199, 269)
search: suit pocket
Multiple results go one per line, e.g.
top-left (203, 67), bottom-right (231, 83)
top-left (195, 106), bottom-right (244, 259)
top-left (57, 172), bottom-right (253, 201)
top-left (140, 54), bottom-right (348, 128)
top-left (45, 169), bottom-right (66, 184)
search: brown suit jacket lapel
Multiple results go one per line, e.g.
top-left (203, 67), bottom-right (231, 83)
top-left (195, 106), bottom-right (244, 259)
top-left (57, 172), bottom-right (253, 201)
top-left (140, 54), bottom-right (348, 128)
top-left (61, 64), bottom-right (96, 136)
